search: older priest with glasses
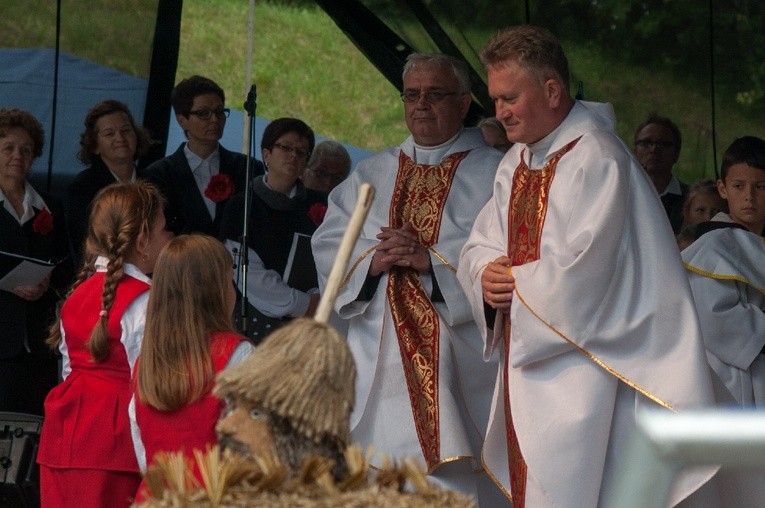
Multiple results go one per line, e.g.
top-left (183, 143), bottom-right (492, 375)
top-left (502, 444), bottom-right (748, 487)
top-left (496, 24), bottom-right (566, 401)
top-left (144, 75), bottom-right (264, 236)
top-left (312, 53), bottom-right (507, 506)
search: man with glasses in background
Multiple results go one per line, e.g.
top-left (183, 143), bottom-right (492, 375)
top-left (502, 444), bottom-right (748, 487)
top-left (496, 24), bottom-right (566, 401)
top-left (145, 75), bottom-right (264, 235)
top-left (634, 114), bottom-right (688, 233)
top-left (312, 53), bottom-right (507, 506)
top-left (302, 140), bottom-right (351, 194)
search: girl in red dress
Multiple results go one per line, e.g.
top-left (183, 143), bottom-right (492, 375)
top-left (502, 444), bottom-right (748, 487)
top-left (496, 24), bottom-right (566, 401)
top-left (37, 182), bottom-right (172, 508)
top-left (132, 234), bottom-right (252, 499)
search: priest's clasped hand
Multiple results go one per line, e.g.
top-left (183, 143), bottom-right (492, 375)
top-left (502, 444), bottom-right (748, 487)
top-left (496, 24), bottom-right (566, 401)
top-left (370, 222), bottom-right (431, 275)
top-left (481, 256), bottom-right (515, 311)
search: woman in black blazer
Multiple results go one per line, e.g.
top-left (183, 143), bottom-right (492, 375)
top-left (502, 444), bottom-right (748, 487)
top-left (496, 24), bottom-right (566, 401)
top-left (66, 100), bottom-right (151, 266)
top-left (0, 108), bottom-right (73, 415)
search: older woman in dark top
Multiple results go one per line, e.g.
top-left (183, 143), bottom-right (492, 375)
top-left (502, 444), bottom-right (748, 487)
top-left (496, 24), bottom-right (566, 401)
top-left (0, 108), bottom-right (72, 415)
top-left (66, 99), bottom-right (151, 266)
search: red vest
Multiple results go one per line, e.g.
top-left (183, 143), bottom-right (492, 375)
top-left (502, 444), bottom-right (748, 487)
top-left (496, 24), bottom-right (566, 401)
top-left (38, 273), bottom-right (150, 471)
top-left (134, 332), bottom-right (244, 487)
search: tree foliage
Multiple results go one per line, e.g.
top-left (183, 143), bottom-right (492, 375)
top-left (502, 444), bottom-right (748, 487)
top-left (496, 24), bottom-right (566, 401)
top-left (528, 0), bottom-right (765, 109)
top-left (404, 0), bottom-right (765, 109)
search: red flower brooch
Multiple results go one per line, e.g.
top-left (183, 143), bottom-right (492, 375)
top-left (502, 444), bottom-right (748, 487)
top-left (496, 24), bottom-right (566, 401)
top-left (32, 207), bottom-right (54, 236)
top-left (204, 173), bottom-right (235, 203)
top-left (308, 203), bottom-right (328, 227)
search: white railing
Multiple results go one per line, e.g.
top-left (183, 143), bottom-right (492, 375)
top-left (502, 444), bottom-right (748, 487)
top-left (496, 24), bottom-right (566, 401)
top-left (606, 409), bottom-right (765, 508)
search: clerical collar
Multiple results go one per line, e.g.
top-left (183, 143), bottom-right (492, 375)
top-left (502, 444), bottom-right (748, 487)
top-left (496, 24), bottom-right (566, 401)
top-left (526, 121), bottom-right (566, 168)
top-left (411, 129), bottom-right (462, 165)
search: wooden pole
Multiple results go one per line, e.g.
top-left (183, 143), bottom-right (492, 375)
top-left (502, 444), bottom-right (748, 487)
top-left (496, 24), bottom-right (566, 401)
top-left (314, 183), bottom-right (375, 323)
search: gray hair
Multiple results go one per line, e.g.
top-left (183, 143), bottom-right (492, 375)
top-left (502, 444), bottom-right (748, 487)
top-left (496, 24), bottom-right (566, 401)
top-left (308, 140), bottom-right (351, 173)
top-left (402, 53), bottom-right (472, 94)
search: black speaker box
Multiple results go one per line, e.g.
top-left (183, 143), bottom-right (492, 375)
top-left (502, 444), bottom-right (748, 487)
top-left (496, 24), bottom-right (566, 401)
top-left (0, 413), bottom-right (43, 508)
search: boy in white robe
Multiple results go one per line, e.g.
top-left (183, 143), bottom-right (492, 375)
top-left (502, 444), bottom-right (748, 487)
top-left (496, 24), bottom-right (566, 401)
top-left (682, 136), bottom-right (765, 407)
top-left (457, 25), bottom-right (717, 507)
top-left (681, 136), bottom-right (765, 508)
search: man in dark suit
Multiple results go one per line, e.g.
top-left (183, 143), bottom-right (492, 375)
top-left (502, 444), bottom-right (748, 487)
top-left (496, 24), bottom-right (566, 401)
top-left (144, 75), bottom-right (264, 236)
top-left (634, 114), bottom-right (688, 234)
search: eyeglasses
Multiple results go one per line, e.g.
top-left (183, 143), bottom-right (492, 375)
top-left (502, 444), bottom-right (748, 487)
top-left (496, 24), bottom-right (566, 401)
top-left (636, 139), bottom-right (675, 149)
top-left (308, 166), bottom-right (346, 184)
top-left (188, 107), bottom-right (230, 120)
top-left (400, 90), bottom-right (462, 103)
top-left (273, 142), bottom-right (310, 160)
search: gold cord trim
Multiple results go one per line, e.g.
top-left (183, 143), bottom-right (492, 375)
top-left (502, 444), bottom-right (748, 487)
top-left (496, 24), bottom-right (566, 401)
top-left (684, 263), bottom-right (765, 296)
top-left (482, 455), bottom-right (513, 502)
top-left (514, 287), bottom-right (676, 411)
top-left (424, 455), bottom-right (476, 475)
top-left (340, 245), bottom-right (377, 289)
top-left (369, 454), bottom-right (479, 475)
top-left (428, 246), bottom-right (456, 273)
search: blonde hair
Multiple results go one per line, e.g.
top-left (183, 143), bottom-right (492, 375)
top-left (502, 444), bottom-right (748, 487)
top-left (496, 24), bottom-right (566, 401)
top-left (136, 234), bottom-right (237, 411)
top-left (47, 182), bottom-right (165, 359)
top-left (681, 178), bottom-right (727, 227)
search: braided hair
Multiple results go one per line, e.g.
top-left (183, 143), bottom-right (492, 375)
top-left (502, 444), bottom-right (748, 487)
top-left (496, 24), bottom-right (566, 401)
top-left (47, 182), bottom-right (165, 361)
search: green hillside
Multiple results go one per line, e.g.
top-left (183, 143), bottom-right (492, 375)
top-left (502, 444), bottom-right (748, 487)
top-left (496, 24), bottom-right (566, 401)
top-left (5, 0), bottom-right (763, 182)
top-left (178, 1), bottom-right (763, 183)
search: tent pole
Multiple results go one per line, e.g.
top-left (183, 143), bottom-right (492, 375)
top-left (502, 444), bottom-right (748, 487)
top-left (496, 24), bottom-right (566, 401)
top-left (243, 0), bottom-right (255, 154)
top-left (46, 0), bottom-right (63, 191)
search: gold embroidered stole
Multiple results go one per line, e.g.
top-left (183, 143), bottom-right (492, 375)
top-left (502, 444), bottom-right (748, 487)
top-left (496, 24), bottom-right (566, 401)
top-left (385, 149), bottom-right (468, 469)
top-left (504, 138), bottom-right (580, 507)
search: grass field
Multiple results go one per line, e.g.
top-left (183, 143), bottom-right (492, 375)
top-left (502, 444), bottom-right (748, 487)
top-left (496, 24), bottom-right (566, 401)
top-left (177, 0), bottom-right (409, 151)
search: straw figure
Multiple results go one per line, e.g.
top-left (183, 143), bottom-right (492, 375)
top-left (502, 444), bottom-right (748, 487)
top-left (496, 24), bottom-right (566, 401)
top-left (134, 319), bottom-right (473, 507)
top-left (214, 318), bottom-right (355, 481)
top-left (132, 184), bottom-right (473, 506)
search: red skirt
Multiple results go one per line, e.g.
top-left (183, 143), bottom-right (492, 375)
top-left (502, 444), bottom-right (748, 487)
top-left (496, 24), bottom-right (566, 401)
top-left (39, 465), bottom-right (141, 508)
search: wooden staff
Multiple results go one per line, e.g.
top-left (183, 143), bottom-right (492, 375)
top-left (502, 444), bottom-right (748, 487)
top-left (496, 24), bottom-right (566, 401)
top-left (314, 183), bottom-right (375, 323)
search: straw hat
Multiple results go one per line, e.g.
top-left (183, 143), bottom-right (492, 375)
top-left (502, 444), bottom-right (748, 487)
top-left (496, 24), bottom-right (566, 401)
top-left (214, 318), bottom-right (356, 447)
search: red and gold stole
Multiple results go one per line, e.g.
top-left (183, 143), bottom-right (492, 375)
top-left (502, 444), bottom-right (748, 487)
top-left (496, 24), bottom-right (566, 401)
top-left (385, 149), bottom-right (469, 469)
top-left (503, 137), bottom-right (580, 507)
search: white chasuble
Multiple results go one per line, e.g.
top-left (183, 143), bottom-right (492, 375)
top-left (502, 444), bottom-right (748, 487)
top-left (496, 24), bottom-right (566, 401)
top-left (459, 102), bottom-right (718, 507)
top-left (313, 128), bottom-right (504, 504)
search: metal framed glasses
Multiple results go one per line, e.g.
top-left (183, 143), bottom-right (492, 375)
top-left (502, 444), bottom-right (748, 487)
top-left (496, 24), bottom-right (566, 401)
top-left (273, 142), bottom-right (310, 160)
top-left (308, 166), bottom-right (346, 184)
top-left (400, 90), bottom-right (462, 103)
top-left (188, 107), bottom-right (230, 120)
top-left (635, 139), bottom-right (675, 150)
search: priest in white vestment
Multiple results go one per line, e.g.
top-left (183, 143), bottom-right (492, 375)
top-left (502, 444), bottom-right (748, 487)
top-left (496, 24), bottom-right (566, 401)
top-left (312, 53), bottom-right (506, 506)
top-left (458, 26), bottom-right (718, 508)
